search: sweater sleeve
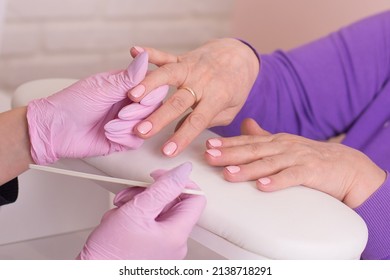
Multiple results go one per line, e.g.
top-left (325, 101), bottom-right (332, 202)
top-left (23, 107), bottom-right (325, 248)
top-left (354, 172), bottom-right (390, 260)
top-left (0, 177), bottom-right (19, 206)
top-left (211, 11), bottom-right (390, 139)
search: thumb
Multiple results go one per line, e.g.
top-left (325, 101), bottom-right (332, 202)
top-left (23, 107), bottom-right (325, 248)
top-left (120, 162), bottom-right (193, 218)
top-left (123, 51), bottom-right (149, 86)
top-left (241, 118), bottom-right (271, 136)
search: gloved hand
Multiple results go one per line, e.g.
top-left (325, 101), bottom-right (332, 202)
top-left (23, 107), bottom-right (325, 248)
top-left (27, 52), bottom-right (168, 165)
top-left (78, 162), bottom-right (206, 260)
top-left (104, 82), bottom-right (168, 147)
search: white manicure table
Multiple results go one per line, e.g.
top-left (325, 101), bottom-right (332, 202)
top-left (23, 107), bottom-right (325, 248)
top-left (13, 79), bottom-right (368, 259)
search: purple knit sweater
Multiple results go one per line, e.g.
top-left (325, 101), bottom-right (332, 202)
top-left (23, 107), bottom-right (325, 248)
top-left (212, 11), bottom-right (390, 259)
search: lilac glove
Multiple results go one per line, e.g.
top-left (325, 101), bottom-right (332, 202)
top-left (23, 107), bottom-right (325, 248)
top-left (27, 52), bottom-right (168, 165)
top-left (78, 162), bottom-right (206, 260)
top-left (104, 83), bottom-right (168, 147)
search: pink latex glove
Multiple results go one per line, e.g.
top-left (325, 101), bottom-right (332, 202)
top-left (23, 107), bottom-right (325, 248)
top-left (78, 162), bottom-right (206, 260)
top-left (27, 52), bottom-right (168, 165)
top-left (104, 83), bottom-right (168, 147)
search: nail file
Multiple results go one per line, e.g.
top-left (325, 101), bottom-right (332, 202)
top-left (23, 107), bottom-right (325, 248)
top-left (29, 164), bottom-right (205, 196)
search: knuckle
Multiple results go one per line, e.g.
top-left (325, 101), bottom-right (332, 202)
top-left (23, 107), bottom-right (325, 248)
top-left (187, 112), bottom-right (208, 131)
top-left (160, 64), bottom-right (183, 86)
top-left (167, 94), bottom-right (189, 114)
top-left (262, 157), bottom-right (278, 170)
top-left (248, 142), bottom-right (263, 156)
top-left (160, 64), bottom-right (175, 78)
top-left (284, 168), bottom-right (300, 183)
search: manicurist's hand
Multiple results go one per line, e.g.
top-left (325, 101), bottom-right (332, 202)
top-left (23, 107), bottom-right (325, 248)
top-left (128, 38), bottom-right (259, 157)
top-left (205, 118), bottom-right (386, 208)
top-left (27, 52), bottom-right (168, 165)
top-left (78, 163), bottom-right (206, 260)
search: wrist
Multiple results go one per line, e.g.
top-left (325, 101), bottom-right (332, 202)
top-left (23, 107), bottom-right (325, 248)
top-left (0, 107), bottom-right (33, 184)
top-left (27, 99), bottom-right (59, 165)
top-left (234, 38), bottom-right (260, 82)
top-left (343, 165), bottom-right (387, 208)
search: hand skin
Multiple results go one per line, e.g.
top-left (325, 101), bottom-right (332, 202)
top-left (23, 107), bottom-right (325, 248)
top-left (204, 118), bottom-right (386, 208)
top-left (78, 163), bottom-right (206, 260)
top-left (0, 107), bottom-right (33, 184)
top-left (27, 52), bottom-right (167, 165)
top-left (128, 38), bottom-right (260, 157)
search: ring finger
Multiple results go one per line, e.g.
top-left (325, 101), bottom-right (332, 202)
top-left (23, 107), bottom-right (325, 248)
top-left (134, 86), bottom-right (200, 138)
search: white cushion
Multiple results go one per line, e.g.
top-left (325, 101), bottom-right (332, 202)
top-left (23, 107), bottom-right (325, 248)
top-left (13, 79), bottom-right (368, 259)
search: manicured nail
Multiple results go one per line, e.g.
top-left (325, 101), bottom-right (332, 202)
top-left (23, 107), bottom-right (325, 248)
top-left (130, 84), bottom-right (145, 98)
top-left (163, 142), bottom-right (178, 156)
top-left (136, 121), bottom-right (153, 135)
top-left (207, 138), bottom-right (222, 148)
top-left (226, 165), bottom-right (240, 174)
top-left (140, 85), bottom-right (169, 106)
top-left (206, 149), bottom-right (221, 157)
top-left (133, 46), bottom-right (145, 53)
top-left (258, 177), bottom-right (271, 185)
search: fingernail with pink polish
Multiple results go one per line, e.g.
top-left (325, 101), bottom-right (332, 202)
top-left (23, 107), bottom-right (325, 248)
top-left (207, 138), bottom-right (222, 148)
top-left (133, 46), bottom-right (145, 53)
top-left (206, 149), bottom-right (221, 158)
top-left (163, 142), bottom-right (178, 156)
top-left (258, 177), bottom-right (271, 185)
top-left (130, 84), bottom-right (145, 98)
top-left (136, 121), bottom-right (153, 135)
top-left (226, 165), bottom-right (240, 174)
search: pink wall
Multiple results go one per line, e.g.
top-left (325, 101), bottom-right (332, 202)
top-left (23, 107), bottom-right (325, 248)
top-left (232, 0), bottom-right (390, 53)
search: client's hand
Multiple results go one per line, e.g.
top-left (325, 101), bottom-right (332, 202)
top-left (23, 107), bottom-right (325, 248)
top-left (78, 162), bottom-right (206, 260)
top-left (127, 38), bottom-right (259, 157)
top-left (205, 118), bottom-right (386, 208)
top-left (27, 52), bottom-right (168, 165)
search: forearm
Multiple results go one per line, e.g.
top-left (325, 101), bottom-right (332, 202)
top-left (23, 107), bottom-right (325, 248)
top-left (0, 107), bottom-right (33, 184)
top-left (354, 172), bottom-right (390, 260)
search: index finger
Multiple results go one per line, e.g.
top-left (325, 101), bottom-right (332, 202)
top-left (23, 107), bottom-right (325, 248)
top-left (127, 47), bottom-right (186, 102)
top-left (128, 62), bottom-right (187, 102)
top-left (133, 86), bottom-right (203, 144)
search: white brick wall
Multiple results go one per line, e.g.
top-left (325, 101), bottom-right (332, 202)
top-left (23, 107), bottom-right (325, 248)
top-left (0, 0), bottom-right (233, 91)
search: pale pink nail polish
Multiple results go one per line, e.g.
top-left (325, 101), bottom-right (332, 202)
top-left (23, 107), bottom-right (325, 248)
top-left (207, 138), bottom-right (222, 148)
top-left (226, 165), bottom-right (240, 174)
top-left (258, 177), bottom-right (271, 185)
top-left (163, 142), bottom-right (178, 156)
top-left (206, 149), bottom-right (221, 157)
top-left (137, 121), bottom-right (153, 135)
top-left (131, 84), bottom-right (145, 98)
top-left (133, 46), bottom-right (145, 53)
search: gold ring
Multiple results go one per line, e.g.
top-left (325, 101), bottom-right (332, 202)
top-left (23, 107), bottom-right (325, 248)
top-left (180, 86), bottom-right (198, 104)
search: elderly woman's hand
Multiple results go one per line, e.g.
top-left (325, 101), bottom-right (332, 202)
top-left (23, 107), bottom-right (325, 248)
top-left (204, 119), bottom-right (386, 208)
top-left (128, 38), bottom-right (259, 157)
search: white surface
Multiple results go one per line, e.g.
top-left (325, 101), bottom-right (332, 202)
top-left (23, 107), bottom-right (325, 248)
top-left (0, 162), bottom-right (110, 245)
top-left (29, 164), bottom-right (204, 195)
top-left (84, 125), bottom-right (368, 260)
top-left (1, 88), bottom-right (111, 246)
top-left (0, 89), bottom-right (11, 111)
top-left (0, 227), bottom-right (224, 260)
top-left (12, 78), bottom-right (369, 259)
top-left (0, 228), bottom-right (92, 260)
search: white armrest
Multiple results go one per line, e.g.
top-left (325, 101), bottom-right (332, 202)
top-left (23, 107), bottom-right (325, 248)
top-left (13, 79), bottom-right (368, 259)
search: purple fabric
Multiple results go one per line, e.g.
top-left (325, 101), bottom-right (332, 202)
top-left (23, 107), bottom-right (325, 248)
top-left (355, 172), bottom-right (390, 260)
top-left (211, 11), bottom-right (390, 259)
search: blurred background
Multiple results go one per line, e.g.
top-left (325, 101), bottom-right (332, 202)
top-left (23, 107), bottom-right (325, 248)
top-left (0, 0), bottom-right (389, 259)
top-left (1, 0), bottom-right (390, 93)
top-left (0, 0), bottom-right (233, 93)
